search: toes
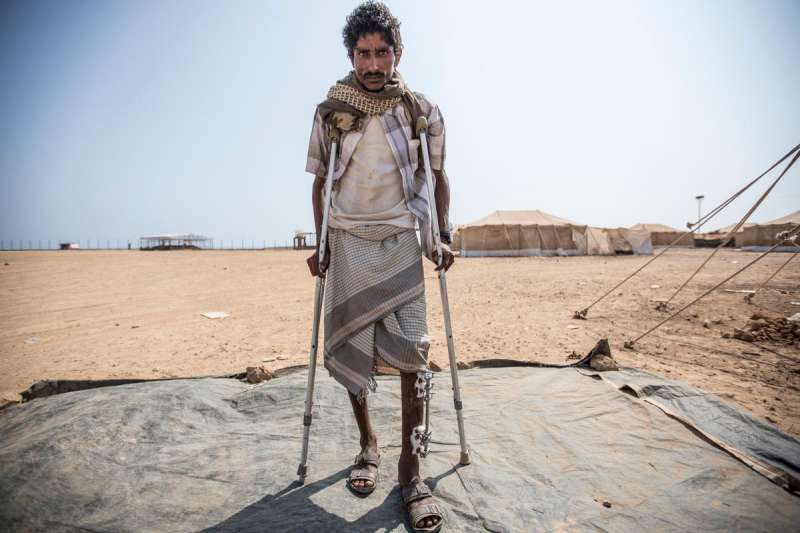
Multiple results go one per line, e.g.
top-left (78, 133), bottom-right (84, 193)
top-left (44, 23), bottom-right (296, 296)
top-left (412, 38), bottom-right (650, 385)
top-left (415, 516), bottom-right (439, 529)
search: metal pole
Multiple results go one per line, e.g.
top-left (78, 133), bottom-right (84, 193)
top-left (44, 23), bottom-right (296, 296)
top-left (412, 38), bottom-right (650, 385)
top-left (298, 127), bottom-right (339, 483)
top-left (695, 194), bottom-right (704, 222)
top-left (416, 116), bottom-right (471, 466)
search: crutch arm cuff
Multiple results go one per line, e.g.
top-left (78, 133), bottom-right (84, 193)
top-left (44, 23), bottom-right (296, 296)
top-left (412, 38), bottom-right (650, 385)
top-left (415, 116), bottom-right (428, 136)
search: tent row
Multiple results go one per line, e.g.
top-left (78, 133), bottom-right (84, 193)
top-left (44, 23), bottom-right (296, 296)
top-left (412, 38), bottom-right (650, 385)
top-left (451, 209), bottom-right (799, 257)
top-left (452, 211), bottom-right (653, 257)
top-left (710, 210), bottom-right (800, 251)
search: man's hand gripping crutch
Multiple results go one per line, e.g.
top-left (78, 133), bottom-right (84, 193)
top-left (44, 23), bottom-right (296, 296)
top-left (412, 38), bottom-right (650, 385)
top-left (297, 127), bottom-right (339, 483)
top-left (415, 116), bottom-right (471, 466)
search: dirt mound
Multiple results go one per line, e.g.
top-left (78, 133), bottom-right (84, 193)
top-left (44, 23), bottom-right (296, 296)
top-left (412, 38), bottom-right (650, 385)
top-left (726, 312), bottom-right (800, 346)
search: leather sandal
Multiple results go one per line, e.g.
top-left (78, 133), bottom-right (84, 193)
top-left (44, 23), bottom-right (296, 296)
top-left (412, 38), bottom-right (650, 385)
top-left (402, 477), bottom-right (444, 532)
top-left (347, 448), bottom-right (380, 495)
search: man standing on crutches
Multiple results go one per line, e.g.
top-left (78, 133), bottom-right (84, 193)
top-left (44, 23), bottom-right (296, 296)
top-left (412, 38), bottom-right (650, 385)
top-left (299, 2), bottom-right (467, 531)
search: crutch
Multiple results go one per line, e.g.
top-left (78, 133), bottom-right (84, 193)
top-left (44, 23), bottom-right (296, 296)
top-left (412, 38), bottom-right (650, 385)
top-left (297, 127), bottom-right (339, 483)
top-left (416, 116), bottom-right (471, 466)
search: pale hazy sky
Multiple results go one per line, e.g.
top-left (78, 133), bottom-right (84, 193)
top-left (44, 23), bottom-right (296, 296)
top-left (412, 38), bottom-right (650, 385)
top-left (1, 0), bottom-right (798, 247)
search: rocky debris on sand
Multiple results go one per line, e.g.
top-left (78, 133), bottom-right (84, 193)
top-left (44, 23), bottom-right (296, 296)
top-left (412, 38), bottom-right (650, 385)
top-left (0, 392), bottom-right (22, 411)
top-left (245, 365), bottom-right (275, 384)
top-left (729, 313), bottom-right (800, 345)
top-left (590, 355), bottom-right (619, 372)
top-left (585, 338), bottom-right (620, 371)
top-left (457, 360), bottom-right (474, 370)
top-left (428, 360), bottom-right (444, 372)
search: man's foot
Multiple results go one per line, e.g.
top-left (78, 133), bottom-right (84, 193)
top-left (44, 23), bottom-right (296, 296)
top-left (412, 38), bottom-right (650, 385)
top-left (399, 455), bottom-right (442, 531)
top-left (402, 478), bottom-right (444, 532)
top-left (347, 445), bottom-right (380, 494)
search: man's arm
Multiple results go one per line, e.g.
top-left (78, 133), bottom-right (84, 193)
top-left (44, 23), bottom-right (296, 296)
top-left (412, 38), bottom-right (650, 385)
top-left (312, 175), bottom-right (324, 244)
top-left (306, 175), bottom-right (329, 277)
top-left (432, 169), bottom-right (454, 271)
top-left (433, 169), bottom-right (449, 234)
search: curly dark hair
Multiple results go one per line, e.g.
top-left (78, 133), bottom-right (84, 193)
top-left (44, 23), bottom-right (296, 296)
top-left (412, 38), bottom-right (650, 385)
top-left (342, 1), bottom-right (403, 60)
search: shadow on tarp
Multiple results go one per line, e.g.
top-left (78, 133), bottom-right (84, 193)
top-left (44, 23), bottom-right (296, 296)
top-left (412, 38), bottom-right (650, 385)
top-left (202, 465), bottom-right (461, 532)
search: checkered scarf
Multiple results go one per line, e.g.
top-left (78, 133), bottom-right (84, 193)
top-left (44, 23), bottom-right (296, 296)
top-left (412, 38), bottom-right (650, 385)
top-left (317, 71), bottom-right (422, 127)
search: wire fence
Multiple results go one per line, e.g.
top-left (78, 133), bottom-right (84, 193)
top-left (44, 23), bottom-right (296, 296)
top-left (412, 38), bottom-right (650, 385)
top-left (0, 239), bottom-right (304, 251)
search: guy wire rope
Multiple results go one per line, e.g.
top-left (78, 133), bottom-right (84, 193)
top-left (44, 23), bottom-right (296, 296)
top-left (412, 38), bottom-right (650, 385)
top-left (624, 223), bottom-right (800, 349)
top-left (657, 148), bottom-right (799, 310)
top-left (573, 142), bottom-right (800, 319)
top-left (745, 242), bottom-right (799, 304)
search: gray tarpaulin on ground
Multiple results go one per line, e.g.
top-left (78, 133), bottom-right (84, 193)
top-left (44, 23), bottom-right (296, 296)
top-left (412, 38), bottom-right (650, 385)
top-left (1, 366), bottom-right (799, 532)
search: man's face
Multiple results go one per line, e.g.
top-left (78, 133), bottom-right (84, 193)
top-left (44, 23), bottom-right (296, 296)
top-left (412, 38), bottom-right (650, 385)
top-left (351, 32), bottom-right (401, 92)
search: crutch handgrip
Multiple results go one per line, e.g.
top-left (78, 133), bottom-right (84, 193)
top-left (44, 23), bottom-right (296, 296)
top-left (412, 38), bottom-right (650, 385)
top-left (415, 116), bottom-right (428, 137)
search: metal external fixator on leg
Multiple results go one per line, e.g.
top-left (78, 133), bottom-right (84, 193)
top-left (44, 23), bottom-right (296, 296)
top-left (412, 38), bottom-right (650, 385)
top-left (416, 370), bottom-right (434, 457)
top-left (297, 127), bottom-right (340, 483)
top-left (415, 116), bottom-right (471, 466)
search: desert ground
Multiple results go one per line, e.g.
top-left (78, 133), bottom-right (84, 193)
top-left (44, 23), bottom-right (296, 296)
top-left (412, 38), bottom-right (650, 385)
top-left (1, 248), bottom-right (798, 436)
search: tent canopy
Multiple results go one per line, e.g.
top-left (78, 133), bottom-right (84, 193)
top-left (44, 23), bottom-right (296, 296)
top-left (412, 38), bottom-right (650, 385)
top-left (462, 209), bottom-right (581, 227)
top-left (712, 222), bottom-right (756, 234)
top-left (630, 223), bottom-right (684, 247)
top-left (630, 223), bottom-right (681, 233)
top-left (453, 211), bottom-right (652, 256)
top-left (763, 209), bottom-right (800, 225)
top-left (455, 210), bottom-right (586, 257)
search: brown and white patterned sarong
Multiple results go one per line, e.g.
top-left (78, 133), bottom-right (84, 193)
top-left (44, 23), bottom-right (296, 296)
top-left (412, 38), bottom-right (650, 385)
top-left (324, 224), bottom-right (429, 399)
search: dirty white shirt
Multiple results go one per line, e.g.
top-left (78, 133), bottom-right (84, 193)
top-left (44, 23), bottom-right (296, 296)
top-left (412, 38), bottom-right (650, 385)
top-left (328, 116), bottom-right (415, 230)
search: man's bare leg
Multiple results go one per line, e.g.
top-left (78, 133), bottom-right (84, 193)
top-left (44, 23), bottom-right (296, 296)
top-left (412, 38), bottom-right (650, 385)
top-left (398, 372), bottom-right (441, 530)
top-left (348, 391), bottom-right (379, 490)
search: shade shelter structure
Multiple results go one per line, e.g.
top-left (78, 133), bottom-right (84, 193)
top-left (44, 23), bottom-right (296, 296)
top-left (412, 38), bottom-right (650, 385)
top-left (139, 234), bottom-right (211, 250)
top-left (454, 210), bottom-right (588, 257)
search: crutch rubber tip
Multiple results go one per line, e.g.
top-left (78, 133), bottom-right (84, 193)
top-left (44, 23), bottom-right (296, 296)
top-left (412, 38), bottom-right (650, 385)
top-left (415, 116), bottom-right (428, 136)
top-left (297, 464), bottom-right (308, 481)
top-left (459, 449), bottom-right (471, 465)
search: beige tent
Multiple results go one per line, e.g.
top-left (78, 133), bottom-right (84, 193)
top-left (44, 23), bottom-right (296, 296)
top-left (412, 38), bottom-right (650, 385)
top-left (740, 210), bottom-right (800, 250)
top-left (701, 222), bottom-right (756, 247)
top-left (713, 222), bottom-right (757, 235)
top-left (630, 223), bottom-right (687, 246)
top-left (454, 210), bottom-right (587, 257)
top-left (454, 210), bottom-right (653, 256)
top-left (582, 227), bottom-right (653, 255)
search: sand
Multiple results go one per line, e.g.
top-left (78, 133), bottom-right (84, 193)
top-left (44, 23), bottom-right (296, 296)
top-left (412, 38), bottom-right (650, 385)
top-left (1, 248), bottom-right (798, 436)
